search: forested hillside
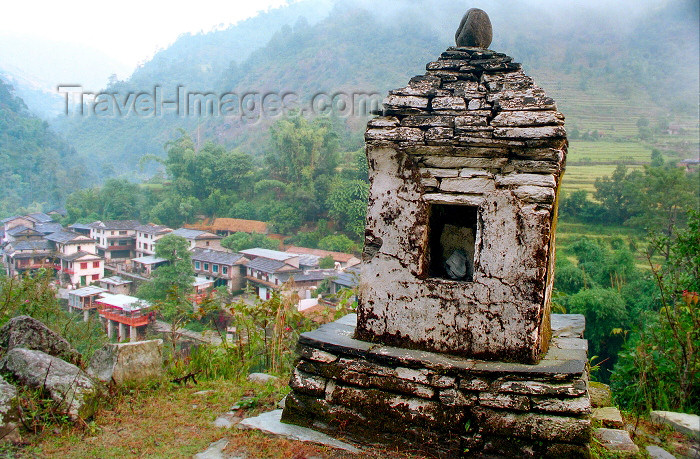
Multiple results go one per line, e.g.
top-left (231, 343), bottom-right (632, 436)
top-left (0, 79), bottom-right (93, 216)
top-left (54, 0), bottom-right (699, 181)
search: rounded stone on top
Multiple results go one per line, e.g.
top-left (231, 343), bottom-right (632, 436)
top-left (455, 8), bottom-right (492, 48)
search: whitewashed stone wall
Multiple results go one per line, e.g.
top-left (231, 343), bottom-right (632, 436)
top-left (357, 47), bottom-right (567, 363)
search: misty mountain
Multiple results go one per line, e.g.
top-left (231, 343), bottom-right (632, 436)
top-left (54, 0), bottom-right (699, 179)
top-left (0, 77), bottom-right (94, 216)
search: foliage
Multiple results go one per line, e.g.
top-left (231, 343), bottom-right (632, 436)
top-left (319, 255), bottom-right (335, 269)
top-left (611, 211), bottom-right (700, 413)
top-left (137, 235), bottom-right (194, 304)
top-left (221, 232), bottom-right (279, 252)
top-left (0, 79), bottom-right (92, 217)
top-left (0, 271), bottom-right (107, 360)
top-left (318, 234), bottom-right (357, 253)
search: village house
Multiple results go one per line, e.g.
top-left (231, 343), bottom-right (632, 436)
top-left (67, 222), bottom-right (93, 236)
top-left (45, 230), bottom-right (104, 288)
top-left (67, 285), bottom-right (108, 321)
top-left (241, 248), bottom-right (301, 300)
top-left (34, 222), bottom-right (64, 236)
top-left (4, 225), bottom-right (45, 246)
top-left (285, 246), bottom-right (361, 269)
top-left (96, 293), bottom-right (153, 342)
top-left (130, 255), bottom-right (167, 277)
top-left (170, 228), bottom-right (224, 251)
top-left (1, 216), bottom-right (37, 245)
top-left (2, 240), bottom-right (53, 277)
top-left (26, 212), bottom-right (53, 224)
top-left (134, 223), bottom-right (173, 257)
top-left (191, 248), bottom-right (248, 291)
top-left (89, 220), bottom-right (141, 260)
top-left (99, 276), bottom-right (132, 295)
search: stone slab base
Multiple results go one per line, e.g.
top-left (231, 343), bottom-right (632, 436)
top-left (281, 314), bottom-right (592, 458)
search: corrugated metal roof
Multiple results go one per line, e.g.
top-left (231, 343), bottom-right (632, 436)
top-left (240, 248), bottom-right (296, 261)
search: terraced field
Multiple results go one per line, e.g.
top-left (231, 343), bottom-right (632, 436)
top-left (524, 70), bottom-right (699, 194)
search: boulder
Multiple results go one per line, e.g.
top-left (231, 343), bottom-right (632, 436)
top-left (455, 8), bottom-right (493, 48)
top-left (87, 339), bottom-right (163, 385)
top-left (592, 406), bottom-right (624, 428)
top-left (0, 348), bottom-right (100, 420)
top-left (593, 428), bottom-right (639, 454)
top-left (247, 373), bottom-right (278, 384)
top-left (650, 410), bottom-right (700, 440)
top-left (0, 376), bottom-right (20, 443)
top-left (0, 315), bottom-right (81, 366)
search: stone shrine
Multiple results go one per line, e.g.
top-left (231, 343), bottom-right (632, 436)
top-left (282, 9), bottom-right (591, 457)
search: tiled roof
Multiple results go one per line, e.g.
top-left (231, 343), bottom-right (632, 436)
top-left (297, 254), bottom-right (320, 268)
top-left (68, 223), bottom-right (93, 231)
top-left (6, 225), bottom-right (40, 236)
top-left (171, 228), bottom-right (221, 240)
top-left (240, 248), bottom-right (296, 261)
top-left (291, 270), bottom-right (336, 282)
top-left (8, 240), bottom-right (52, 251)
top-left (27, 213), bottom-right (53, 223)
top-left (246, 257), bottom-right (299, 274)
top-left (1, 216), bottom-right (21, 224)
top-left (135, 224), bottom-right (172, 235)
top-left (285, 246), bottom-right (358, 263)
top-left (35, 223), bottom-right (63, 234)
top-left (58, 251), bottom-right (101, 261)
top-left (89, 220), bottom-right (141, 230)
top-left (45, 230), bottom-right (89, 244)
top-left (191, 248), bottom-right (245, 265)
top-left (332, 271), bottom-right (360, 288)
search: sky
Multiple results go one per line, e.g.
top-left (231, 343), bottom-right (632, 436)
top-left (0, 0), bottom-right (294, 71)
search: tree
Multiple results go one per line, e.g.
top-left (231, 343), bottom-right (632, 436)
top-left (319, 255), bottom-right (335, 269)
top-left (137, 235), bottom-right (194, 303)
top-left (318, 234), bottom-right (356, 253)
top-left (221, 232), bottom-right (279, 253)
top-left (326, 178), bottom-right (369, 240)
top-left (568, 287), bottom-right (629, 381)
top-left (611, 211), bottom-right (700, 413)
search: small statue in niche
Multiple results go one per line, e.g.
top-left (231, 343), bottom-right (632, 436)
top-left (440, 224), bottom-right (475, 281)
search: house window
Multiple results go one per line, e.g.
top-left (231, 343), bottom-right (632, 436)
top-left (93, 261), bottom-right (99, 268)
top-left (77, 246), bottom-right (81, 251)
top-left (222, 266), bottom-right (228, 275)
top-left (80, 262), bottom-right (88, 270)
top-left (195, 261), bottom-right (200, 270)
top-left (205, 241), bottom-right (210, 246)
top-left (204, 263), bottom-right (209, 271)
top-left (427, 204), bottom-right (478, 282)
top-left (92, 274), bottom-right (99, 280)
top-left (119, 231), bottom-right (127, 235)
top-left (111, 231), bottom-right (115, 235)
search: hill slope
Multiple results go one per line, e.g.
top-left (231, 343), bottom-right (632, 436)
top-left (55, 0), bottom-right (699, 184)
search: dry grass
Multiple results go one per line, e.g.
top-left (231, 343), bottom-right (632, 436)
top-left (12, 378), bottom-right (425, 459)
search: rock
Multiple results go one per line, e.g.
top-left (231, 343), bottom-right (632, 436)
top-left (0, 348), bottom-right (99, 420)
top-left (193, 438), bottom-right (244, 459)
top-left (593, 406), bottom-right (624, 428)
top-left (0, 376), bottom-right (20, 443)
top-left (192, 390), bottom-right (216, 396)
top-left (0, 315), bottom-right (81, 365)
top-left (87, 339), bottom-right (163, 386)
top-left (650, 410), bottom-right (700, 440)
top-left (247, 373), bottom-right (278, 384)
top-left (213, 412), bottom-right (242, 429)
top-left (238, 409), bottom-right (360, 452)
top-left (645, 445), bottom-right (676, 459)
top-left (588, 381), bottom-right (612, 407)
top-left (593, 428), bottom-right (639, 453)
top-left (455, 8), bottom-right (492, 48)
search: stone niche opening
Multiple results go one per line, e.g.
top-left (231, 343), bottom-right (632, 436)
top-left (427, 203), bottom-right (478, 282)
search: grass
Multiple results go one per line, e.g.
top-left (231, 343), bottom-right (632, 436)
top-left (11, 377), bottom-right (422, 459)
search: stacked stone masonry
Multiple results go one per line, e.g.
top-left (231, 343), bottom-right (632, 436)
top-left (357, 47), bottom-right (567, 363)
top-left (282, 314), bottom-right (591, 458)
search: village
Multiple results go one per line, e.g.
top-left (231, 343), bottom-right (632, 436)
top-left (1, 212), bottom-right (360, 343)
